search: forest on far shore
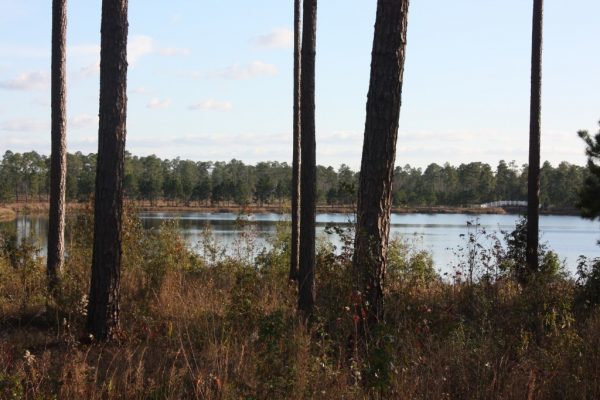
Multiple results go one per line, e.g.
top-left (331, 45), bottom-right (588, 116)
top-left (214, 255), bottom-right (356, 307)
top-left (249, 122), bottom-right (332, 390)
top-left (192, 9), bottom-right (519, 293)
top-left (0, 150), bottom-right (587, 210)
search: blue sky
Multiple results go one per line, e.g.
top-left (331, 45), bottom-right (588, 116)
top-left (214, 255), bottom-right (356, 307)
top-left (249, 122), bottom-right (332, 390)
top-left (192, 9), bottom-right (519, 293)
top-left (0, 0), bottom-right (599, 169)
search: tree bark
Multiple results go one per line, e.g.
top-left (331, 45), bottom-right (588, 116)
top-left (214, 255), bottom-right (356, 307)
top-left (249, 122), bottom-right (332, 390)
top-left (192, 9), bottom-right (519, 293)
top-left (353, 0), bottom-right (410, 326)
top-left (86, 0), bottom-right (128, 341)
top-left (526, 0), bottom-right (543, 274)
top-left (298, 0), bottom-right (317, 315)
top-left (290, 0), bottom-right (302, 282)
top-left (47, 0), bottom-right (67, 293)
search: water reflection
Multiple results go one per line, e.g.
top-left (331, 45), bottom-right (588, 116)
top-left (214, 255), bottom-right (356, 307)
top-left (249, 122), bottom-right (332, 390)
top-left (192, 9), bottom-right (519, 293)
top-left (2, 211), bottom-right (598, 273)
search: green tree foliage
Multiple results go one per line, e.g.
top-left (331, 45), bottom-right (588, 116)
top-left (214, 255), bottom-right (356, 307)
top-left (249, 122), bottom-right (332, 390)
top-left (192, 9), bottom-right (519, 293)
top-left (139, 155), bottom-right (164, 204)
top-left (255, 164), bottom-right (275, 206)
top-left (0, 150), bottom-right (589, 209)
top-left (0, 151), bottom-right (49, 203)
top-left (578, 122), bottom-right (600, 219)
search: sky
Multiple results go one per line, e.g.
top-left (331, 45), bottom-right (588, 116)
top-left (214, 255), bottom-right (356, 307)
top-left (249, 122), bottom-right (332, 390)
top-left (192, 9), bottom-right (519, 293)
top-left (0, 0), bottom-right (599, 170)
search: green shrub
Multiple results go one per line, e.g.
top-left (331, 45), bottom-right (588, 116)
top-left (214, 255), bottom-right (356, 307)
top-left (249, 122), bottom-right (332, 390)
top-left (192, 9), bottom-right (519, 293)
top-left (576, 255), bottom-right (600, 310)
top-left (387, 236), bottom-right (439, 285)
top-left (256, 310), bottom-right (298, 399)
top-left (500, 216), bottom-right (566, 284)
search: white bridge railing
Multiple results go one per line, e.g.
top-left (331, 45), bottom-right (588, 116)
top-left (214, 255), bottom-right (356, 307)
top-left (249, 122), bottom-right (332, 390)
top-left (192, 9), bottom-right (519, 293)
top-left (479, 200), bottom-right (527, 208)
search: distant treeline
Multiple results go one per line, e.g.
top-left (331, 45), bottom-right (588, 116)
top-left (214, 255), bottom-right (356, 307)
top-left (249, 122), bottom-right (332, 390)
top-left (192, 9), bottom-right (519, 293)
top-left (0, 150), bottom-right (587, 209)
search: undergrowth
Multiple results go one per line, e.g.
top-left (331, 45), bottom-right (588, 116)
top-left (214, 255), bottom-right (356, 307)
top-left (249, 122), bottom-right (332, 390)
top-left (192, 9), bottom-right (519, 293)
top-left (0, 208), bottom-right (599, 399)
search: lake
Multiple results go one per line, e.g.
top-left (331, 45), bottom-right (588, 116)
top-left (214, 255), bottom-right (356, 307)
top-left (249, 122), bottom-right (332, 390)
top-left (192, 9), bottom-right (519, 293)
top-left (3, 211), bottom-right (599, 274)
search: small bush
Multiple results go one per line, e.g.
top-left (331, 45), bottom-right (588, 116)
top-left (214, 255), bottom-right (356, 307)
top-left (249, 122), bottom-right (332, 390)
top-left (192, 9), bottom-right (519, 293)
top-left (1, 211), bottom-right (599, 399)
top-left (387, 235), bottom-right (439, 285)
top-left (576, 255), bottom-right (600, 310)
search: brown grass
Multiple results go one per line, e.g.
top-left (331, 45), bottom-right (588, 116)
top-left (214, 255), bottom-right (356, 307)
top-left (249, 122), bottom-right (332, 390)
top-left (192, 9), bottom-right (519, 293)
top-left (0, 209), bottom-right (598, 399)
top-left (0, 207), bottom-right (16, 222)
top-left (2, 202), bottom-right (86, 217)
top-left (3, 199), bottom-right (511, 216)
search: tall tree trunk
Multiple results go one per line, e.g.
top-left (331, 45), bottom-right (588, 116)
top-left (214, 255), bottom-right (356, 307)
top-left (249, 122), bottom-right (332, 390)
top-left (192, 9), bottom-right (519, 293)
top-left (526, 0), bottom-right (543, 274)
top-left (298, 0), bottom-right (317, 315)
top-left (353, 0), bottom-right (410, 326)
top-left (47, 0), bottom-right (67, 293)
top-left (86, 0), bottom-right (128, 341)
top-left (290, 0), bottom-right (302, 282)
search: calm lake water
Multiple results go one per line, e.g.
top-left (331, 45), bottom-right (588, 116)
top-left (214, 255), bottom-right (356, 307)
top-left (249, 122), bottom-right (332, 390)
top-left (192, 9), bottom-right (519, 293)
top-left (3, 212), bottom-right (599, 274)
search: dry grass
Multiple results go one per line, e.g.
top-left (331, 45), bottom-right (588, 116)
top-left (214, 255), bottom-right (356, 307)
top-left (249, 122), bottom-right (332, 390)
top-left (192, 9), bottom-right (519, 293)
top-left (0, 208), bottom-right (16, 222)
top-left (2, 199), bottom-right (513, 217)
top-left (1, 202), bottom-right (86, 217)
top-left (1, 210), bottom-right (599, 399)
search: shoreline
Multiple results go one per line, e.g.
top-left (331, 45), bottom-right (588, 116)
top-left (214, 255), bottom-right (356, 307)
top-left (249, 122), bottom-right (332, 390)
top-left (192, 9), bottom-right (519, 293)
top-left (0, 201), bottom-right (582, 222)
top-left (0, 207), bottom-right (16, 223)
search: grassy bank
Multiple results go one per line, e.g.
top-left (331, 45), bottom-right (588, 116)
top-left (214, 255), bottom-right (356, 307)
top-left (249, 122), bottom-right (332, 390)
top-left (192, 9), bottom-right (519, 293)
top-left (1, 208), bottom-right (599, 399)
top-left (137, 203), bottom-right (509, 215)
top-left (1, 202), bottom-right (86, 220)
top-left (5, 200), bottom-right (567, 218)
top-left (3, 200), bottom-right (584, 218)
top-left (0, 208), bottom-right (16, 223)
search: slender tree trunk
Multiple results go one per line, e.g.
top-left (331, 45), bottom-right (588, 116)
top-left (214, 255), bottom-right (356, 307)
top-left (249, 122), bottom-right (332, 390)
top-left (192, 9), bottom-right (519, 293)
top-left (526, 0), bottom-right (543, 274)
top-left (290, 0), bottom-right (302, 282)
top-left (47, 0), bottom-right (67, 293)
top-left (86, 0), bottom-right (129, 341)
top-left (353, 0), bottom-right (410, 326)
top-left (298, 0), bottom-right (317, 315)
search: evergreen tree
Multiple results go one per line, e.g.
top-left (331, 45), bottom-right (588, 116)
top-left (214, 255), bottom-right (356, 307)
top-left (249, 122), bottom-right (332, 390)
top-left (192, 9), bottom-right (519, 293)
top-left (87, 0), bottom-right (129, 341)
top-left (526, 0), bottom-right (544, 273)
top-left (578, 122), bottom-right (600, 219)
top-left (47, 0), bottom-right (68, 291)
top-left (290, 0), bottom-right (302, 281)
top-left (298, 0), bottom-right (318, 315)
top-left (353, 0), bottom-right (410, 325)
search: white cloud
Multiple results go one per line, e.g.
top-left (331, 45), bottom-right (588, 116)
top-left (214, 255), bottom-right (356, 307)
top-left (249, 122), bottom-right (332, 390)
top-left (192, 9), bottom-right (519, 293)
top-left (132, 86), bottom-right (151, 95)
top-left (188, 99), bottom-right (232, 111)
top-left (69, 44), bottom-right (100, 56)
top-left (147, 97), bottom-right (172, 109)
top-left (320, 131), bottom-right (361, 142)
top-left (251, 28), bottom-right (293, 50)
top-left (159, 47), bottom-right (191, 57)
top-left (79, 61), bottom-right (100, 78)
top-left (126, 132), bottom-right (287, 150)
top-left (205, 61), bottom-right (278, 80)
top-left (0, 43), bottom-right (101, 60)
top-left (396, 130), bottom-right (478, 143)
top-left (31, 97), bottom-right (50, 107)
top-left (168, 13), bottom-right (183, 24)
top-left (69, 37), bottom-right (189, 79)
top-left (0, 45), bottom-right (49, 59)
top-left (0, 44), bottom-right (101, 60)
top-left (70, 114), bottom-right (98, 130)
top-left (122, 132), bottom-right (297, 165)
top-left (127, 36), bottom-right (191, 65)
top-left (1, 118), bottom-right (49, 132)
top-left (128, 35), bottom-right (155, 65)
top-left (0, 133), bottom-right (98, 153)
top-left (0, 70), bottom-right (49, 91)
